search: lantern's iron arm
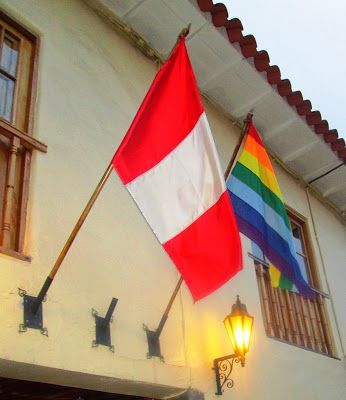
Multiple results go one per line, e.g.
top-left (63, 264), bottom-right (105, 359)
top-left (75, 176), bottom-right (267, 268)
top-left (213, 354), bottom-right (244, 395)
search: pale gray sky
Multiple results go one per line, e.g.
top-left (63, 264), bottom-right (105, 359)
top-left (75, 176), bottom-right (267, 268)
top-left (219, 0), bottom-right (346, 141)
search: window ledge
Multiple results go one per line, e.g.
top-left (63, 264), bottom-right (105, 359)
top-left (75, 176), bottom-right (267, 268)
top-left (0, 246), bottom-right (31, 262)
top-left (266, 334), bottom-right (340, 360)
top-left (0, 118), bottom-right (47, 153)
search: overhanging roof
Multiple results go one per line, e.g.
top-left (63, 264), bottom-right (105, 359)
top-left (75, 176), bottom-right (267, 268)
top-left (87, 0), bottom-right (346, 217)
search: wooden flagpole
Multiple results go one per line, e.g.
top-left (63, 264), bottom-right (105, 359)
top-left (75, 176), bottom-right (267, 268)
top-left (224, 112), bottom-right (253, 181)
top-left (32, 161), bottom-right (114, 313)
top-left (31, 25), bottom-right (192, 315)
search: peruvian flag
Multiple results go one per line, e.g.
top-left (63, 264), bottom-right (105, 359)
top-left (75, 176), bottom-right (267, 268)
top-left (112, 37), bottom-right (242, 301)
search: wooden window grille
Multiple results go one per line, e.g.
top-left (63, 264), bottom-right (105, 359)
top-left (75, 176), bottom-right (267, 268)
top-left (0, 11), bottom-right (46, 260)
top-left (254, 212), bottom-right (334, 356)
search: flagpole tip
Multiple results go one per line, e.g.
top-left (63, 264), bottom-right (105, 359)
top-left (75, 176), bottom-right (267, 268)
top-left (245, 112), bottom-right (253, 124)
top-left (180, 23), bottom-right (191, 39)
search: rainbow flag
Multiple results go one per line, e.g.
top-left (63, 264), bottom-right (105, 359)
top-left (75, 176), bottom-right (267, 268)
top-left (227, 122), bottom-right (315, 298)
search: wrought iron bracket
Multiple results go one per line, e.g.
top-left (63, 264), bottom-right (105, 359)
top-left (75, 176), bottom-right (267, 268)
top-left (18, 288), bottom-right (48, 335)
top-left (213, 354), bottom-right (243, 395)
top-left (143, 324), bottom-right (164, 361)
top-left (92, 297), bottom-right (117, 351)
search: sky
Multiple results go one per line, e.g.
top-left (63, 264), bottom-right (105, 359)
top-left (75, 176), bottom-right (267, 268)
top-left (218, 0), bottom-right (346, 141)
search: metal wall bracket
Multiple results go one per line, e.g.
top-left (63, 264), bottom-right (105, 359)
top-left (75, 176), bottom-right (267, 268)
top-left (142, 277), bottom-right (182, 361)
top-left (18, 288), bottom-right (48, 335)
top-left (143, 324), bottom-right (164, 361)
top-left (213, 354), bottom-right (242, 395)
top-left (92, 297), bottom-right (117, 351)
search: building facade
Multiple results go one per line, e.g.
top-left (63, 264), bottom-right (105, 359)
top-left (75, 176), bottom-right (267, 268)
top-left (0, 1), bottom-right (345, 399)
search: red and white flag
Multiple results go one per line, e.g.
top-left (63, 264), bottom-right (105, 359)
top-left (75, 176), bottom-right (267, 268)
top-left (112, 37), bottom-right (242, 301)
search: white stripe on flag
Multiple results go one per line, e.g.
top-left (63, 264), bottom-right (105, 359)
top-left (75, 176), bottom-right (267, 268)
top-left (126, 113), bottom-right (226, 243)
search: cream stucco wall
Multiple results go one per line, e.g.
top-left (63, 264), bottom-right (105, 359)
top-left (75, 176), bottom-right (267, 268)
top-left (0, 1), bottom-right (345, 399)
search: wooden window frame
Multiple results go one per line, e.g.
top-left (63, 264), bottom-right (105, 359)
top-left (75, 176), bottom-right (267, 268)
top-left (0, 9), bottom-right (46, 262)
top-left (286, 208), bottom-right (320, 289)
top-left (253, 209), bottom-right (335, 357)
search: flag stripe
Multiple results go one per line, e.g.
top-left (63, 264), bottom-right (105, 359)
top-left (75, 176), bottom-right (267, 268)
top-left (232, 163), bottom-right (290, 228)
top-left (113, 39), bottom-right (204, 185)
top-left (126, 113), bottom-right (226, 243)
top-left (269, 263), bottom-right (281, 286)
top-left (164, 191), bottom-right (242, 301)
top-left (233, 207), bottom-right (311, 297)
top-left (279, 273), bottom-right (294, 290)
top-left (243, 134), bottom-right (274, 174)
top-left (238, 150), bottom-right (283, 199)
top-left (228, 175), bottom-right (295, 254)
top-left (269, 264), bottom-right (294, 290)
top-left (248, 125), bottom-right (265, 147)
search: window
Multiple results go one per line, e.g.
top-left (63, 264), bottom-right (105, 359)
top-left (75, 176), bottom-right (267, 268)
top-left (0, 11), bottom-right (46, 260)
top-left (253, 210), bottom-right (334, 356)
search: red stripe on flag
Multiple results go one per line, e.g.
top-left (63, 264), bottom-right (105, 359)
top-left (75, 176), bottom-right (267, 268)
top-left (113, 38), bottom-right (204, 184)
top-left (248, 122), bottom-right (265, 147)
top-left (163, 191), bottom-right (242, 301)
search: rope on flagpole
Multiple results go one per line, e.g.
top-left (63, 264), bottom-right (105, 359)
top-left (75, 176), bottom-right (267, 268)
top-left (224, 112), bottom-right (253, 181)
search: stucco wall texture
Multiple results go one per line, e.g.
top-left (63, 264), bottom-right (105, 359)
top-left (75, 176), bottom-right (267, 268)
top-left (0, 1), bottom-right (345, 399)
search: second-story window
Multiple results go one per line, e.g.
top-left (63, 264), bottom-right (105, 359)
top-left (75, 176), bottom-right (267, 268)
top-left (253, 210), bottom-right (334, 357)
top-left (0, 30), bottom-right (19, 121)
top-left (0, 11), bottom-right (46, 260)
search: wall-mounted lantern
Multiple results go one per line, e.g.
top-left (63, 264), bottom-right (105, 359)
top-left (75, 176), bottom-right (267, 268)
top-left (213, 295), bottom-right (253, 395)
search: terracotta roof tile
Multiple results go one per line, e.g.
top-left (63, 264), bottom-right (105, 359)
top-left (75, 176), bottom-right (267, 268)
top-left (266, 65), bottom-right (281, 84)
top-left (296, 100), bottom-right (312, 116)
top-left (337, 148), bottom-right (346, 160)
top-left (306, 111), bottom-right (321, 125)
top-left (254, 50), bottom-right (270, 72)
top-left (331, 139), bottom-right (345, 151)
top-left (314, 120), bottom-right (329, 135)
top-left (239, 35), bottom-right (256, 58)
top-left (324, 130), bottom-right (339, 143)
top-left (287, 91), bottom-right (303, 106)
top-left (196, 0), bottom-right (345, 164)
top-left (226, 18), bottom-right (243, 42)
top-left (277, 79), bottom-right (292, 96)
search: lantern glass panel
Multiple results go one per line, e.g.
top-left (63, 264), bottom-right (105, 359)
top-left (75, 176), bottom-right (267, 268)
top-left (224, 316), bottom-right (236, 351)
top-left (242, 315), bottom-right (253, 353)
top-left (230, 315), bottom-right (244, 354)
